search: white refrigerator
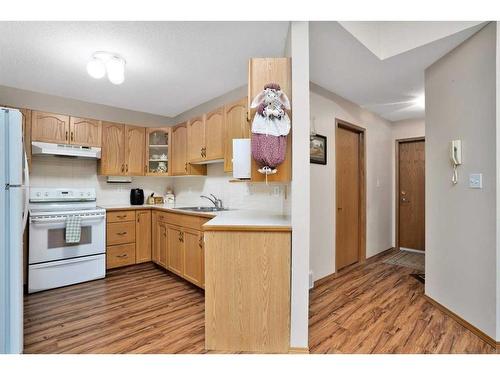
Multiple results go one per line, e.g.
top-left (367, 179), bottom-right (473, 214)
top-left (0, 107), bottom-right (28, 354)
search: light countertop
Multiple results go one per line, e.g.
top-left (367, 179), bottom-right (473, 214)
top-left (99, 203), bottom-right (291, 231)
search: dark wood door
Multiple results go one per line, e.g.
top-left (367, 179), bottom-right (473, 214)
top-left (336, 126), bottom-right (360, 270)
top-left (398, 140), bottom-right (425, 251)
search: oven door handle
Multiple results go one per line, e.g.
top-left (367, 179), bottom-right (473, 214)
top-left (30, 214), bottom-right (105, 224)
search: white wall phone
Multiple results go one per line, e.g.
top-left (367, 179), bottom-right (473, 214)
top-left (450, 139), bottom-right (462, 184)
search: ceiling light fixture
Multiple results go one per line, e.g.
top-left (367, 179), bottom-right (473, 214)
top-left (86, 51), bottom-right (126, 85)
top-left (414, 94), bottom-right (425, 109)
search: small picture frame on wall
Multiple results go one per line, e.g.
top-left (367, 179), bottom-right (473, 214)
top-left (310, 134), bottom-right (327, 165)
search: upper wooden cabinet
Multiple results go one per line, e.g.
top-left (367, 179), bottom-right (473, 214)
top-left (99, 123), bottom-right (147, 176)
top-left (145, 128), bottom-right (171, 176)
top-left (69, 117), bottom-right (102, 147)
top-left (187, 116), bottom-right (205, 163)
top-left (187, 108), bottom-right (225, 164)
top-left (172, 122), bottom-right (206, 176)
top-left (205, 108), bottom-right (224, 160)
top-left (32, 111), bottom-right (102, 148)
top-left (248, 58), bottom-right (292, 182)
top-left (125, 126), bottom-right (146, 176)
top-left (223, 98), bottom-right (249, 172)
top-left (31, 111), bottom-right (69, 144)
top-left (99, 122), bottom-right (125, 176)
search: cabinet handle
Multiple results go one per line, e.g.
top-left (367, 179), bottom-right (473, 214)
top-left (117, 215), bottom-right (126, 219)
top-left (117, 231), bottom-right (127, 235)
top-left (199, 236), bottom-right (203, 248)
top-left (65, 131), bottom-right (68, 141)
top-left (121, 164), bottom-right (125, 173)
top-left (184, 162), bottom-right (188, 172)
top-left (116, 254), bottom-right (128, 258)
top-left (144, 165), bottom-right (147, 173)
top-left (70, 132), bottom-right (74, 142)
top-left (125, 164), bottom-right (129, 173)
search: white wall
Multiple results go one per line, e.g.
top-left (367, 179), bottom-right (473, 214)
top-left (425, 22), bottom-right (497, 339)
top-left (0, 85), bottom-right (172, 127)
top-left (289, 21), bottom-right (311, 350)
top-left (391, 118), bottom-right (425, 244)
top-left (30, 158), bottom-right (289, 212)
top-left (309, 84), bottom-right (394, 282)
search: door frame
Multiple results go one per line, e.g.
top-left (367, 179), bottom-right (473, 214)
top-left (334, 119), bottom-right (366, 273)
top-left (395, 137), bottom-right (425, 251)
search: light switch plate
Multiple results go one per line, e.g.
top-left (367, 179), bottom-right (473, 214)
top-left (469, 173), bottom-right (483, 189)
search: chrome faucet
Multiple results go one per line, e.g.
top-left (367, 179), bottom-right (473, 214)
top-left (200, 194), bottom-right (223, 209)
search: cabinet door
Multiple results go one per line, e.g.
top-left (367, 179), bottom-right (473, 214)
top-left (20, 109), bottom-right (32, 170)
top-left (99, 122), bottom-right (125, 176)
top-left (205, 107), bottom-right (224, 161)
top-left (125, 125), bottom-right (146, 176)
top-left (167, 226), bottom-right (184, 276)
top-left (69, 117), bottom-right (102, 147)
top-left (171, 123), bottom-right (188, 175)
top-left (136, 210), bottom-right (151, 263)
top-left (183, 229), bottom-right (204, 287)
top-left (151, 211), bottom-right (159, 264)
top-left (146, 128), bottom-right (171, 176)
top-left (31, 111), bottom-right (69, 144)
top-left (223, 98), bottom-right (249, 172)
top-left (187, 116), bottom-right (205, 163)
top-left (158, 221), bottom-right (168, 268)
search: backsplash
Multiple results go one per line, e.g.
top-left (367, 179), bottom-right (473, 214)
top-left (30, 157), bottom-right (290, 214)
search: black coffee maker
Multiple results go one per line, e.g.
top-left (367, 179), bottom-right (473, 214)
top-left (130, 188), bottom-right (144, 205)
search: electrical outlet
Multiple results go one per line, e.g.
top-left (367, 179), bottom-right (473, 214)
top-left (273, 186), bottom-right (281, 196)
top-left (469, 173), bottom-right (483, 189)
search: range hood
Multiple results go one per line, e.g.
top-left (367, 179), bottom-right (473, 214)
top-left (32, 141), bottom-right (101, 159)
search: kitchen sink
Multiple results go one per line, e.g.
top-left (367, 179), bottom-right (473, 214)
top-left (176, 206), bottom-right (228, 212)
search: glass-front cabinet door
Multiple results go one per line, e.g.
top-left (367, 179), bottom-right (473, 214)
top-left (145, 128), bottom-right (172, 176)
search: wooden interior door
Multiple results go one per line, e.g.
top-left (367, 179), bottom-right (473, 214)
top-left (100, 122), bottom-right (125, 175)
top-left (69, 117), bottom-right (101, 147)
top-left (205, 107), bottom-right (224, 160)
top-left (171, 123), bottom-right (188, 175)
top-left (398, 140), bottom-right (425, 251)
top-left (31, 111), bottom-right (69, 144)
top-left (336, 126), bottom-right (361, 270)
top-left (187, 116), bottom-right (205, 162)
top-left (125, 125), bottom-right (146, 176)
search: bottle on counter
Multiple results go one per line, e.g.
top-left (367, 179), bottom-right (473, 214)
top-left (165, 188), bottom-right (175, 204)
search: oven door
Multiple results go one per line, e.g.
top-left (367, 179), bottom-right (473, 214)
top-left (29, 212), bottom-right (105, 264)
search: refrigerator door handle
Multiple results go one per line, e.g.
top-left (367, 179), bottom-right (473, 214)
top-left (22, 152), bottom-right (29, 231)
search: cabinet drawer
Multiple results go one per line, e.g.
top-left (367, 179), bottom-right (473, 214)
top-left (107, 210), bottom-right (136, 223)
top-left (107, 222), bottom-right (136, 245)
top-left (107, 243), bottom-right (136, 269)
top-left (157, 211), bottom-right (210, 231)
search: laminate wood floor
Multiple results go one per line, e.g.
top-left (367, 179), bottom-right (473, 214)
top-left (309, 250), bottom-right (495, 354)
top-left (24, 253), bottom-right (495, 354)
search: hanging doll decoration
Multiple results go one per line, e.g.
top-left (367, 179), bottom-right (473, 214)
top-left (250, 83), bottom-right (291, 178)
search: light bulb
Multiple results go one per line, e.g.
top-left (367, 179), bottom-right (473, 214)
top-left (86, 58), bottom-right (105, 79)
top-left (106, 57), bottom-right (125, 85)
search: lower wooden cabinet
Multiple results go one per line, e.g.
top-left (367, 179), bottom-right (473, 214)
top-left (107, 243), bottom-right (136, 269)
top-left (167, 226), bottom-right (184, 276)
top-left (183, 228), bottom-right (204, 287)
top-left (135, 210), bottom-right (152, 263)
top-left (108, 208), bottom-right (207, 287)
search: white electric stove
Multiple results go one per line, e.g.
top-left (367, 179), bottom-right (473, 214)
top-left (28, 188), bottom-right (106, 293)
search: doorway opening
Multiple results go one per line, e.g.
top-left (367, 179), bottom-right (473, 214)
top-left (335, 119), bottom-right (366, 272)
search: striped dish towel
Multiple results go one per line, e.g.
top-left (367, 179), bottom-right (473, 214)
top-left (65, 215), bottom-right (82, 243)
